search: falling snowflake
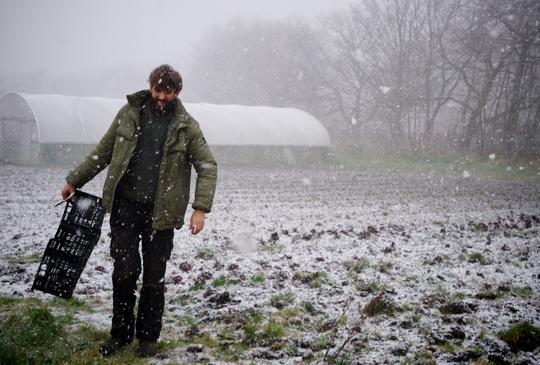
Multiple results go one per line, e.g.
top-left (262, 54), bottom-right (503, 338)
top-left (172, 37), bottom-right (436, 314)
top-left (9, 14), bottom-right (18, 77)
top-left (489, 28), bottom-right (500, 39)
top-left (379, 86), bottom-right (391, 94)
top-left (462, 170), bottom-right (471, 178)
top-left (489, 153), bottom-right (496, 160)
top-left (351, 117), bottom-right (358, 126)
top-left (231, 231), bottom-right (257, 254)
top-left (77, 198), bottom-right (92, 211)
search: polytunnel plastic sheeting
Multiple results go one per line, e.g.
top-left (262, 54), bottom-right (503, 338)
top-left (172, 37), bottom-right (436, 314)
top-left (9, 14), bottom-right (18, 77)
top-left (3, 93), bottom-right (331, 146)
top-left (16, 93), bottom-right (125, 144)
top-left (187, 103), bottom-right (330, 146)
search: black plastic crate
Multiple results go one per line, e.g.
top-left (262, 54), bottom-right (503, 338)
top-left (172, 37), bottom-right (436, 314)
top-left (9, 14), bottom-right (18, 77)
top-left (32, 190), bottom-right (105, 298)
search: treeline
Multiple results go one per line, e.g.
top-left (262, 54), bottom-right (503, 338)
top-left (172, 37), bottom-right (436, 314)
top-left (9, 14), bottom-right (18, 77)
top-left (188, 0), bottom-right (540, 158)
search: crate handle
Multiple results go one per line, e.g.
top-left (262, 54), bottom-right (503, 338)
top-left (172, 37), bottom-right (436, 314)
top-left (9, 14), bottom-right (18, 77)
top-left (54, 191), bottom-right (75, 207)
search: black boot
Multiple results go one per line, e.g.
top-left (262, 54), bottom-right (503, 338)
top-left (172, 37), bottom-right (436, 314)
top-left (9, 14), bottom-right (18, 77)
top-left (137, 340), bottom-right (158, 357)
top-left (99, 336), bottom-right (130, 356)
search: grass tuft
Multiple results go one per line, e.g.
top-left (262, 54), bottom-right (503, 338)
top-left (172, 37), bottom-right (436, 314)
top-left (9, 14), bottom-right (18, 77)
top-left (212, 275), bottom-right (228, 287)
top-left (270, 292), bottom-right (295, 309)
top-left (0, 296), bottom-right (151, 364)
top-left (251, 273), bottom-right (266, 284)
top-left (497, 321), bottom-right (540, 353)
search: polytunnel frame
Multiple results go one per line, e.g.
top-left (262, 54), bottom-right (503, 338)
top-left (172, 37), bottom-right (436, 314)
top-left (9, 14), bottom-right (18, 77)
top-left (1, 92), bottom-right (332, 165)
top-left (17, 92), bottom-right (41, 144)
top-left (1, 92), bottom-right (331, 147)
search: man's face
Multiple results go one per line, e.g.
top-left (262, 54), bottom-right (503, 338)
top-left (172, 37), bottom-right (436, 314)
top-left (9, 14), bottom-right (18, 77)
top-left (150, 85), bottom-right (179, 110)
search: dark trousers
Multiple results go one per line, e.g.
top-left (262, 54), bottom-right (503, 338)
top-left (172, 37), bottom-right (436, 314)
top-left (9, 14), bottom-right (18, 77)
top-left (109, 198), bottom-right (173, 343)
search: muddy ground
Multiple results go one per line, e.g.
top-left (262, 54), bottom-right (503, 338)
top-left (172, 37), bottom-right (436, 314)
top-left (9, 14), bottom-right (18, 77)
top-left (0, 164), bottom-right (539, 364)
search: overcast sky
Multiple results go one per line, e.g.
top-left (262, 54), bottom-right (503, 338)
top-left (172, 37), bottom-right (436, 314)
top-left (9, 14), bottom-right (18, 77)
top-left (0, 0), bottom-right (352, 78)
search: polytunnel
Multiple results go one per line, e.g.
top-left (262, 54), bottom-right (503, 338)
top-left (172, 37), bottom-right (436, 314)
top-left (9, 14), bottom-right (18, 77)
top-left (0, 92), bottom-right (331, 165)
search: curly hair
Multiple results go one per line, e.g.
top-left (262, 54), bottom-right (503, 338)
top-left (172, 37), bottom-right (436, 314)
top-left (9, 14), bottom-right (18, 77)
top-left (148, 64), bottom-right (183, 92)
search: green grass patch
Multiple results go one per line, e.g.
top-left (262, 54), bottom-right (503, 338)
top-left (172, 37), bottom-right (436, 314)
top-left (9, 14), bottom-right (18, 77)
top-left (379, 261), bottom-right (393, 273)
top-left (191, 333), bottom-right (219, 348)
top-left (0, 296), bottom-right (42, 309)
top-left (218, 326), bottom-right (238, 341)
top-left (451, 292), bottom-right (467, 301)
top-left (344, 258), bottom-right (369, 274)
top-left (243, 313), bottom-right (288, 346)
top-left (0, 305), bottom-right (71, 364)
top-left (370, 298), bottom-right (400, 317)
top-left (513, 286), bottom-right (533, 299)
top-left (270, 292), bottom-right (295, 309)
top-left (355, 279), bottom-right (380, 294)
top-left (174, 294), bottom-right (193, 305)
top-left (261, 244), bottom-right (285, 254)
top-left (195, 247), bottom-right (215, 260)
top-left (337, 152), bottom-right (540, 182)
top-left (311, 335), bottom-right (333, 351)
top-left (498, 321), bottom-right (540, 353)
top-left (212, 275), bottom-right (228, 287)
top-left (292, 271), bottom-right (328, 288)
top-left (157, 338), bottom-right (182, 352)
top-left (50, 296), bottom-right (90, 311)
top-left (0, 296), bottom-right (147, 365)
top-left (216, 341), bottom-right (249, 361)
top-left (242, 312), bottom-right (265, 344)
top-left (400, 349), bottom-right (437, 365)
top-left (477, 330), bottom-right (487, 340)
top-left (438, 341), bottom-right (458, 353)
top-left (251, 273), bottom-right (266, 284)
top-left (301, 300), bottom-right (318, 315)
top-left (9, 252), bottom-right (42, 265)
top-left (189, 281), bottom-right (205, 291)
top-left (277, 306), bottom-right (303, 319)
top-left (262, 319), bottom-right (286, 341)
top-left (468, 252), bottom-right (488, 265)
top-left (327, 353), bottom-right (353, 365)
top-left (471, 359), bottom-right (494, 365)
top-left (250, 312), bottom-right (264, 324)
top-left (178, 315), bottom-right (196, 327)
top-left (402, 304), bottom-right (413, 312)
top-left (243, 321), bottom-right (258, 344)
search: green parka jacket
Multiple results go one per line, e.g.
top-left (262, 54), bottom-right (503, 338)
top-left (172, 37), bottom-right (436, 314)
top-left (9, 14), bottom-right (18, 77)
top-left (65, 90), bottom-right (217, 230)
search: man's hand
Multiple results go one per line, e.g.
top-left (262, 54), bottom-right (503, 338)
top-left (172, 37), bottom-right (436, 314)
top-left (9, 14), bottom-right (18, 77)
top-left (61, 183), bottom-right (76, 202)
top-left (190, 209), bottom-right (206, 235)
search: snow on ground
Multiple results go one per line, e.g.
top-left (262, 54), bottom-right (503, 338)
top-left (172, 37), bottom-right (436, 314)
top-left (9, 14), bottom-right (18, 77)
top-left (0, 164), bottom-right (539, 364)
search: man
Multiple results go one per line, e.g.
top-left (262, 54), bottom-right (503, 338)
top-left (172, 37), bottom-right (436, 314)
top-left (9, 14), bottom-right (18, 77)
top-left (61, 65), bottom-right (217, 357)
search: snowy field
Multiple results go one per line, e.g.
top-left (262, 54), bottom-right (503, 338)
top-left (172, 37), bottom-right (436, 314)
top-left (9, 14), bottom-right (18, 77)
top-left (1, 164), bottom-right (539, 364)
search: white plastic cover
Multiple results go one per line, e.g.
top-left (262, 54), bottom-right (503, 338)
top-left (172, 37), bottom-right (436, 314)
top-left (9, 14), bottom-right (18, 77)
top-left (1, 93), bottom-right (331, 146)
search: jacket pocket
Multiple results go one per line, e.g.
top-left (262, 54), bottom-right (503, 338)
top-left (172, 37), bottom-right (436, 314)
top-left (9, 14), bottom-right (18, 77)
top-left (112, 123), bottom-right (136, 160)
top-left (116, 124), bottom-right (135, 141)
top-left (167, 130), bottom-right (187, 156)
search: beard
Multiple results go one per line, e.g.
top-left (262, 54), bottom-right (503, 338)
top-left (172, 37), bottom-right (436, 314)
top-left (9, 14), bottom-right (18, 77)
top-left (151, 97), bottom-right (177, 114)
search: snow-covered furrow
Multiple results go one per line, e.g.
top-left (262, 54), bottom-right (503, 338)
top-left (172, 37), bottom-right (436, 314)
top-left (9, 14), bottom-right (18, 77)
top-left (0, 164), bottom-right (538, 364)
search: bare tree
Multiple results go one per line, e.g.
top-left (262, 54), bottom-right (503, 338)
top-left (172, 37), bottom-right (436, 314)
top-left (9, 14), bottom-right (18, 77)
top-left (188, 0), bottom-right (540, 158)
top-left (488, 0), bottom-right (540, 156)
top-left (440, 0), bottom-right (540, 156)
